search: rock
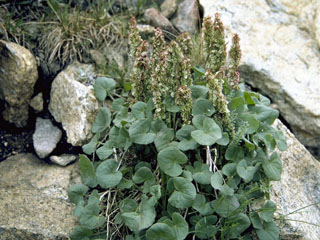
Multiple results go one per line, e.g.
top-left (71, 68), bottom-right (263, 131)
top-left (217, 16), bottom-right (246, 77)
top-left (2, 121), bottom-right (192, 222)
top-left (29, 92), bottom-right (44, 112)
top-left (0, 153), bottom-right (80, 239)
top-left (50, 154), bottom-right (77, 167)
top-left (0, 40), bottom-right (38, 127)
top-left (172, 0), bottom-right (200, 34)
top-left (33, 117), bottom-right (62, 159)
top-left (160, 0), bottom-right (178, 19)
top-left (49, 62), bottom-right (99, 146)
top-left (89, 49), bottom-right (106, 66)
top-left (270, 120), bottom-right (320, 239)
top-left (144, 8), bottom-right (178, 34)
top-left (200, 0), bottom-right (320, 157)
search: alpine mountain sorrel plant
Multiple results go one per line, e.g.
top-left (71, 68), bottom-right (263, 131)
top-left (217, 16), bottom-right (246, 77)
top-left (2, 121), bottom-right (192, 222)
top-left (67, 13), bottom-right (287, 240)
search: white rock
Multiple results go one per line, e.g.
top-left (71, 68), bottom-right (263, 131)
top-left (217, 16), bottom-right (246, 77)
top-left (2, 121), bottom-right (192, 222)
top-left (50, 154), bottom-right (77, 167)
top-left (271, 120), bottom-right (320, 239)
top-left (200, 0), bottom-right (320, 155)
top-left (0, 40), bottom-right (38, 127)
top-left (33, 117), bottom-right (62, 159)
top-left (49, 62), bottom-right (99, 146)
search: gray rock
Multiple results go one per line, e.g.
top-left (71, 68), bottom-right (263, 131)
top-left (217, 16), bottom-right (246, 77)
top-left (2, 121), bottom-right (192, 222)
top-left (50, 154), bottom-right (77, 167)
top-left (160, 0), bottom-right (178, 19)
top-left (29, 92), bottom-right (44, 112)
top-left (270, 120), bottom-right (320, 239)
top-left (0, 40), bottom-right (38, 127)
top-left (0, 153), bottom-right (80, 239)
top-left (144, 8), bottom-right (178, 34)
top-left (200, 0), bottom-right (320, 157)
top-left (33, 117), bottom-right (62, 159)
top-left (172, 0), bottom-right (200, 34)
top-left (49, 62), bottom-right (99, 146)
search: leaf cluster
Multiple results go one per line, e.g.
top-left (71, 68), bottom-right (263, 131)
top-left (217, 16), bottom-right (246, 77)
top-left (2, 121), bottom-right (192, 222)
top-left (68, 15), bottom-right (287, 240)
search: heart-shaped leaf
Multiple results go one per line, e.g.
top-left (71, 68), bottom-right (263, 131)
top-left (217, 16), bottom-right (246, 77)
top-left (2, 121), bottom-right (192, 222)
top-left (94, 77), bottom-right (116, 101)
top-left (192, 98), bottom-right (215, 116)
top-left (96, 159), bottom-right (122, 189)
top-left (176, 125), bottom-right (199, 151)
top-left (155, 128), bottom-right (174, 152)
top-left (236, 160), bottom-right (258, 183)
top-left (262, 152), bottom-right (282, 181)
top-left (67, 184), bottom-right (89, 205)
top-left (132, 101), bottom-right (147, 119)
top-left (146, 223), bottom-right (175, 240)
top-left (79, 154), bottom-right (97, 188)
top-left (190, 161), bottom-right (213, 185)
top-left (210, 172), bottom-right (234, 196)
top-left (133, 167), bottom-right (155, 184)
top-left (225, 145), bottom-right (244, 161)
top-left (190, 85), bottom-right (209, 99)
top-left (225, 213), bottom-right (250, 239)
top-left (212, 195), bottom-right (240, 217)
top-left (96, 140), bottom-right (113, 160)
top-left (158, 147), bottom-right (188, 177)
top-left (256, 221), bottom-right (279, 240)
top-left (195, 216), bottom-right (218, 239)
top-left (129, 119), bottom-right (155, 145)
top-left (191, 115), bottom-right (222, 146)
top-left (192, 194), bottom-right (214, 216)
top-left (168, 177), bottom-right (196, 208)
top-left (241, 113), bottom-right (259, 134)
top-left (92, 107), bottom-right (111, 133)
top-left (260, 200), bottom-right (276, 222)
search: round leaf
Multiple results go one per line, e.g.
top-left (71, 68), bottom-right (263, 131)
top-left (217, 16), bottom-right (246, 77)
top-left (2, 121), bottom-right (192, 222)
top-left (191, 116), bottom-right (222, 146)
top-left (132, 101), bottom-right (147, 119)
top-left (163, 212), bottom-right (189, 240)
top-left (92, 107), bottom-right (111, 133)
top-left (133, 167), bottom-right (155, 184)
top-left (236, 160), bottom-right (257, 183)
top-left (192, 194), bottom-right (214, 216)
top-left (262, 152), bottom-right (282, 181)
top-left (67, 184), bottom-right (89, 205)
top-left (256, 221), bottom-right (279, 240)
top-left (168, 177), bottom-right (196, 208)
top-left (129, 119), bottom-right (155, 145)
top-left (192, 98), bottom-right (215, 116)
top-left (94, 77), bottom-right (116, 101)
top-left (212, 195), bottom-right (240, 217)
top-left (96, 159), bottom-right (122, 189)
top-left (158, 147), bottom-right (188, 177)
top-left (195, 216), bottom-right (218, 239)
top-left (146, 223), bottom-right (175, 240)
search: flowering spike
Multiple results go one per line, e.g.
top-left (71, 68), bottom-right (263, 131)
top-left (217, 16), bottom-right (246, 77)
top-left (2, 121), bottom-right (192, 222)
top-left (227, 33), bottom-right (241, 90)
top-left (176, 85), bottom-right (192, 124)
top-left (176, 32), bottom-right (193, 58)
top-left (129, 17), bottom-right (143, 60)
top-left (202, 14), bottom-right (227, 73)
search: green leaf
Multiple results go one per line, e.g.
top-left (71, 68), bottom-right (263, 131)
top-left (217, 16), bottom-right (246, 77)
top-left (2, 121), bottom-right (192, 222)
top-left (162, 212), bottom-right (189, 240)
top-left (96, 140), bottom-right (114, 160)
top-left (151, 119), bottom-right (167, 133)
top-left (150, 185), bottom-right (162, 200)
top-left (192, 98), bottom-right (215, 116)
top-left (129, 119), bottom-right (155, 145)
top-left (112, 98), bottom-right (126, 112)
top-left (195, 216), bottom-right (218, 239)
top-left (191, 162), bottom-right (213, 185)
top-left (262, 152), bottom-right (282, 181)
top-left (225, 213), bottom-right (251, 239)
top-left (211, 172), bottom-right (234, 196)
top-left (133, 167), bottom-right (155, 184)
top-left (79, 190), bottom-right (105, 229)
top-left (256, 221), bottom-right (279, 240)
top-left (190, 85), bottom-right (209, 99)
top-left (176, 125), bottom-right (199, 151)
top-left (250, 212), bottom-right (263, 229)
top-left (192, 194), bottom-right (214, 215)
top-left (117, 178), bottom-right (133, 190)
top-left (260, 201), bottom-right (277, 222)
top-left (241, 113), bottom-right (259, 134)
top-left (74, 200), bottom-right (85, 217)
top-left (236, 160), bottom-right (258, 183)
top-left (222, 163), bottom-right (237, 178)
top-left (155, 128), bottom-right (174, 152)
top-left (78, 155), bottom-right (97, 188)
top-left (146, 223), bottom-right (175, 240)
top-left (109, 126), bottom-right (132, 150)
top-left (120, 199), bottom-right (138, 213)
top-left (70, 226), bottom-right (92, 240)
top-left (212, 195), bottom-right (240, 217)
top-left (256, 132), bottom-right (276, 151)
top-left (132, 101), bottom-right (147, 119)
top-left (121, 195), bottom-right (156, 232)
top-left (92, 107), bottom-right (111, 133)
top-left (165, 96), bottom-right (181, 112)
top-left (244, 91), bottom-right (260, 105)
top-left (229, 96), bottom-right (245, 113)
top-left (249, 104), bottom-right (279, 124)
top-left (191, 115), bottom-right (222, 146)
top-left (158, 147), bottom-right (188, 177)
top-left (168, 177), bottom-right (196, 208)
top-left (82, 133), bottom-right (99, 155)
top-left (113, 107), bottom-right (135, 127)
top-left (274, 130), bottom-right (287, 151)
top-left (216, 132), bottom-right (230, 146)
top-left (225, 145), bottom-right (244, 161)
top-left (96, 159), bottom-right (122, 189)
top-left (67, 184), bottom-right (89, 205)
top-left (94, 77), bottom-right (116, 101)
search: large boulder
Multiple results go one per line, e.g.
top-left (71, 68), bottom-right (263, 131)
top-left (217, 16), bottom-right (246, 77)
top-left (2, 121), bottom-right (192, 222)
top-left (49, 62), bottom-right (99, 146)
top-left (0, 40), bottom-right (38, 127)
top-left (200, 0), bottom-right (320, 157)
top-left (271, 120), bottom-right (320, 239)
top-left (0, 154), bottom-right (80, 239)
